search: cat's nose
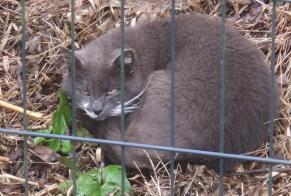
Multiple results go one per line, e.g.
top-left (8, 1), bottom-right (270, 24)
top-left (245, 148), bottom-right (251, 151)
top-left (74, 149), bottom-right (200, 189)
top-left (92, 100), bottom-right (104, 116)
top-left (93, 108), bottom-right (102, 115)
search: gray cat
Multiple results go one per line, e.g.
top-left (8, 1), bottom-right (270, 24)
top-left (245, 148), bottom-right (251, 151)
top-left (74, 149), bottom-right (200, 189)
top-left (61, 13), bottom-right (276, 172)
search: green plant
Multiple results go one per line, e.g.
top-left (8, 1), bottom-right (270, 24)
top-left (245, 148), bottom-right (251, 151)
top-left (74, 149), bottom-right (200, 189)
top-left (59, 165), bottom-right (131, 196)
top-left (34, 92), bottom-right (73, 154)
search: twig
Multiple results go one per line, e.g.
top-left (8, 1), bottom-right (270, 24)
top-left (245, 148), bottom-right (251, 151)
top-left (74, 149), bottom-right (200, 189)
top-left (0, 99), bottom-right (45, 119)
top-left (28, 125), bottom-right (49, 130)
top-left (253, 0), bottom-right (291, 16)
top-left (0, 173), bottom-right (39, 186)
top-left (226, 166), bottom-right (291, 176)
top-left (0, 156), bottom-right (12, 164)
top-left (67, 185), bottom-right (73, 196)
top-left (35, 183), bottom-right (58, 196)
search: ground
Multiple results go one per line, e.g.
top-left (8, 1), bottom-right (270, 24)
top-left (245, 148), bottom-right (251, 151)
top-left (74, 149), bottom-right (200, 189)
top-left (0, 0), bottom-right (290, 195)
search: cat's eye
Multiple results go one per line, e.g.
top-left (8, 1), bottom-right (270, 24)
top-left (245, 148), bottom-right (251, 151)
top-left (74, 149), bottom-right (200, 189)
top-left (107, 89), bottom-right (118, 96)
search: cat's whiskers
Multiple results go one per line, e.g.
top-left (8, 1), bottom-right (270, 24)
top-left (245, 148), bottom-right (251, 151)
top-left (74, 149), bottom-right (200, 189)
top-left (110, 80), bottom-right (150, 116)
top-left (76, 103), bottom-right (86, 110)
top-left (110, 102), bottom-right (140, 116)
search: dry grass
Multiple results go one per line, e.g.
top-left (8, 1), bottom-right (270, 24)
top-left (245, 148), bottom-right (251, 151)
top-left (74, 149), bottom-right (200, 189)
top-left (0, 0), bottom-right (290, 195)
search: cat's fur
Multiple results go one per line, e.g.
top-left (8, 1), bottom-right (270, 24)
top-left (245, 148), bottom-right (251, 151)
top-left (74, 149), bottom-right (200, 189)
top-left (61, 13), bottom-right (276, 172)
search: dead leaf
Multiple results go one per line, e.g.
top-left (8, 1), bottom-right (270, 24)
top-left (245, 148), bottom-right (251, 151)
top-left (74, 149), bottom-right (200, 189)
top-left (0, 23), bottom-right (13, 51)
top-left (33, 146), bottom-right (60, 163)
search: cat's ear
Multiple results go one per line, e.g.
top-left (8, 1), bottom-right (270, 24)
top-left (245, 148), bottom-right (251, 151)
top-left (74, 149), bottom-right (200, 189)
top-left (60, 47), bottom-right (85, 72)
top-left (112, 49), bottom-right (135, 75)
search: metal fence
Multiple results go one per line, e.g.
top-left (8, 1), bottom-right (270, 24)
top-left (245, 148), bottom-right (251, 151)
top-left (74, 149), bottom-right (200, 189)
top-left (0, 0), bottom-right (291, 195)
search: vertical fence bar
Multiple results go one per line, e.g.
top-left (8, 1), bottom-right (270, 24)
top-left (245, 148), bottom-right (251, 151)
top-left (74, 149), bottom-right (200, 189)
top-left (120, 0), bottom-right (126, 195)
top-left (219, 0), bottom-right (227, 195)
top-left (20, 0), bottom-right (29, 195)
top-left (70, 0), bottom-right (78, 195)
top-left (268, 0), bottom-right (277, 195)
top-left (170, 0), bottom-right (176, 195)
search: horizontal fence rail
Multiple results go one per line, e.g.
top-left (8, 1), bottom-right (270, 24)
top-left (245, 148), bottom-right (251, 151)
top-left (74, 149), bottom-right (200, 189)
top-left (1, 128), bottom-right (291, 166)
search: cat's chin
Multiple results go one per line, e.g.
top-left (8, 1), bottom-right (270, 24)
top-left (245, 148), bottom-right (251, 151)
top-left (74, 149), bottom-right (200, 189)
top-left (94, 117), bottom-right (106, 121)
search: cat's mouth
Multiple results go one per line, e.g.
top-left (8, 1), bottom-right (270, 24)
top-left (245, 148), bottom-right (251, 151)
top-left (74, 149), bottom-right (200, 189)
top-left (78, 80), bottom-right (150, 121)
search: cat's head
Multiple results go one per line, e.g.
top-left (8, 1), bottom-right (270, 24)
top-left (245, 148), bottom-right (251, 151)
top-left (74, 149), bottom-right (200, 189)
top-left (61, 45), bottom-right (146, 121)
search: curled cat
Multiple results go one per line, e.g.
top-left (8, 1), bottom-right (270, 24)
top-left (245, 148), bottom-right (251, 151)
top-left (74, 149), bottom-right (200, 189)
top-left (61, 13), bottom-right (277, 172)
